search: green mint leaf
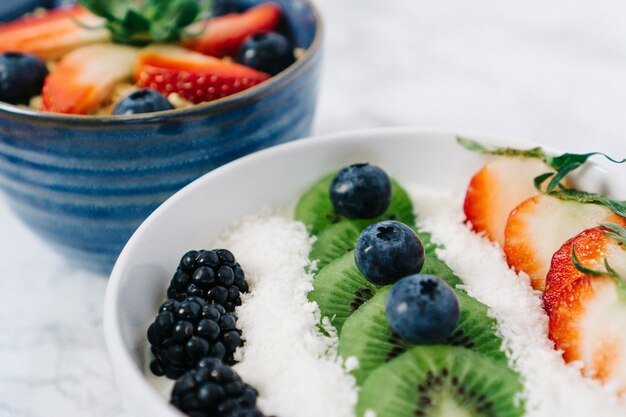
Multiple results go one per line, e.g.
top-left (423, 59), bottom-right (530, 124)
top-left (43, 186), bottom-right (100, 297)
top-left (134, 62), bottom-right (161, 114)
top-left (79, 0), bottom-right (210, 44)
top-left (546, 161), bottom-right (581, 192)
top-left (601, 223), bottom-right (626, 245)
top-left (456, 137), bottom-right (547, 159)
top-left (549, 152), bottom-right (625, 171)
top-left (571, 246), bottom-right (610, 276)
top-left (533, 172), bottom-right (553, 192)
top-left (547, 188), bottom-right (626, 218)
top-left (173, 1), bottom-right (201, 27)
top-left (78, 0), bottom-right (116, 20)
top-left (122, 10), bottom-right (151, 33)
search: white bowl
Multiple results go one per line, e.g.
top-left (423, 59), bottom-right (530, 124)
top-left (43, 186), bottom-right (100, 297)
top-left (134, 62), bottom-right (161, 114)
top-left (103, 127), bottom-right (626, 417)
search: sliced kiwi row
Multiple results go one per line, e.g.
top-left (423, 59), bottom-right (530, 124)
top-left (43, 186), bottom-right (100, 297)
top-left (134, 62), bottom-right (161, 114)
top-left (309, 250), bottom-right (464, 334)
top-left (357, 345), bottom-right (524, 417)
top-left (338, 287), bottom-right (508, 386)
top-left (295, 174), bottom-right (417, 237)
top-left (297, 170), bottom-right (524, 417)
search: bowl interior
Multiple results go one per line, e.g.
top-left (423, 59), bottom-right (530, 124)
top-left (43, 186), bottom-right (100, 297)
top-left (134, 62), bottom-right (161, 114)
top-left (104, 127), bottom-right (626, 417)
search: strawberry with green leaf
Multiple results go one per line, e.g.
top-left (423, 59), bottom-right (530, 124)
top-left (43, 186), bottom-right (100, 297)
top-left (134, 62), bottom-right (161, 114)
top-left (544, 224), bottom-right (626, 392)
top-left (460, 137), bottom-right (626, 291)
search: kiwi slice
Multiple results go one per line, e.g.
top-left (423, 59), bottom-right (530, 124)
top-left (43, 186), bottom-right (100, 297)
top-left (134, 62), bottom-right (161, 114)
top-left (310, 220), bottom-right (438, 272)
top-left (295, 173), bottom-right (416, 236)
top-left (310, 249), bottom-right (464, 333)
top-left (339, 287), bottom-right (507, 386)
top-left (356, 345), bottom-right (524, 417)
top-left (310, 221), bottom-right (363, 271)
top-left (308, 250), bottom-right (378, 333)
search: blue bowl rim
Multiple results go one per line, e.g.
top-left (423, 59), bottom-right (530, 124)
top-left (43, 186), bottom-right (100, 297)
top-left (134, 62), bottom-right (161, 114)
top-left (0, 0), bottom-right (323, 126)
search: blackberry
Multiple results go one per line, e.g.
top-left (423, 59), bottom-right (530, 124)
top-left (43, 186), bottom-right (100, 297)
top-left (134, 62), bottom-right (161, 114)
top-left (171, 358), bottom-right (265, 417)
top-left (167, 249), bottom-right (248, 313)
top-left (147, 297), bottom-right (243, 379)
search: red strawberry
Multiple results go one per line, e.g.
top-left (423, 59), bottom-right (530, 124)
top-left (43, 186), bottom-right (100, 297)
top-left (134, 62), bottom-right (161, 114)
top-left (42, 44), bottom-right (138, 115)
top-left (546, 227), bottom-right (626, 391)
top-left (134, 45), bottom-right (270, 104)
top-left (543, 226), bottom-right (612, 314)
top-left (464, 156), bottom-right (555, 247)
top-left (0, 5), bottom-right (109, 61)
top-left (183, 3), bottom-right (282, 58)
top-left (503, 195), bottom-right (626, 291)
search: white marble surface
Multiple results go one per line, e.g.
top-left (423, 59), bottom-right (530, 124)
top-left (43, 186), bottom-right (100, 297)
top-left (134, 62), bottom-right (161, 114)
top-left (2, 0), bottom-right (626, 416)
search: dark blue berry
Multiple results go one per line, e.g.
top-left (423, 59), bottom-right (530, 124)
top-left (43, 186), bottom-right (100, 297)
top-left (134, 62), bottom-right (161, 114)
top-left (112, 88), bottom-right (173, 115)
top-left (209, 286), bottom-right (229, 305)
top-left (149, 359), bottom-right (165, 376)
top-left (178, 299), bottom-right (203, 321)
top-left (198, 250), bottom-right (220, 267)
top-left (211, 0), bottom-right (254, 16)
top-left (0, 52), bottom-right (48, 104)
top-left (167, 249), bottom-right (248, 312)
top-left (197, 319), bottom-right (221, 340)
top-left (355, 220), bottom-right (425, 285)
top-left (198, 383), bottom-right (225, 407)
top-left (385, 274), bottom-right (460, 345)
top-left (220, 314), bottom-right (237, 331)
top-left (223, 331), bottom-right (242, 352)
top-left (193, 267), bottom-right (216, 288)
top-left (148, 296), bottom-right (242, 379)
top-left (217, 249), bottom-right (237, 266)
top-left (172, 321), bottom-right (194, 343)
top-left (236, 31), bottom-right (295, 76)
top-left (330, 163), bottom-right (392, 219)
top-left (186, 336), bottom-right (210, 361)
top-left (155, 311), bottom-right (175, 336)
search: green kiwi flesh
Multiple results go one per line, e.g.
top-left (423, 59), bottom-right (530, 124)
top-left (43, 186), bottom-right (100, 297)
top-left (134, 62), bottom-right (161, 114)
top-left (310, 220), bottom-right (439, 272)
top-left (308, 250), bottom-right (378, 333)
top-left (309, 249), bottom-right (465, 334)
top-left (356, 345), bottom-right (524, 417)
top-left (310, 221), bottom-right (363, 271)
top-left (294, 173), bottom-right (416, 236)
top-left (338, 287), bottom-right (507, 386)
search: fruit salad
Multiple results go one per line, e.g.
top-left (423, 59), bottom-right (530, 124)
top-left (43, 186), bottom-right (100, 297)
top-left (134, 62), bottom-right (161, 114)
top-left (0, 0), bottom-right (300, 115)
top-left (142, 141), bottom-right (626, 417)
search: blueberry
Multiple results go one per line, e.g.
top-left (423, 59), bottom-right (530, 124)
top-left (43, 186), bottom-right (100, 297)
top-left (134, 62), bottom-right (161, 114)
top-left (236, 31), bottom-right (295, 76)
top-left (112, 88), bottom-right (173, 115)
top-left (0, 53), bottom-right (48, 105)
top-left (329, 163), bottom-right (392, 219)
top-left (355, 220), bottom-right (425, 285)
top-left (385, 274), bottom-right (460, 345)
top-left (211, 0), bottom-right (254, 16)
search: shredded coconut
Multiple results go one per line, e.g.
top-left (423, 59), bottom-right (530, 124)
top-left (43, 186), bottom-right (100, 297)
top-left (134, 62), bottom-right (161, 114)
top-left (216, 210), bottom-right (358, 417)
top-left (410, 186), bottom-right (626, 417)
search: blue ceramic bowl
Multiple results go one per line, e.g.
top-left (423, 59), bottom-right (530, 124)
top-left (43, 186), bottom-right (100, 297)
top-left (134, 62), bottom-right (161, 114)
top-left (0, 0), bottom-right (322, 273)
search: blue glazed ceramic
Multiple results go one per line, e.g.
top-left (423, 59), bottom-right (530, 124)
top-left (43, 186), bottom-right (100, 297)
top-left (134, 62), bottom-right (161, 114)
top-left (0, 0), bottom-right (322, 273)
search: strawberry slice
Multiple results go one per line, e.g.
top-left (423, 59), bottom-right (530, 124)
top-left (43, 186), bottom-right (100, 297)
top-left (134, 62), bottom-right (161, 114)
top-left (183, 3), bottom-right (282, 57)
top-left (544, 226), bottom-right (616, 314)
top-left (42, 44), bottom-right (139, 115)
top-left (134, 45), bottom-right (270, 104)
top-left (546, 228), bottom-right (626, 391)
top-left (464, 156), bottom-right (556, 247)
top-left (0, 5), bottom-right (109, 61)
top-left (503, 195), bottom-right (626, 291)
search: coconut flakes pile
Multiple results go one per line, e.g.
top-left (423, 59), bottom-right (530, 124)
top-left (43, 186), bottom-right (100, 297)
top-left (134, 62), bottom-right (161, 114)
top-left (216, 209), bottom-right (358, 417)
top-left (410, 186), bottom-right (626, 417)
